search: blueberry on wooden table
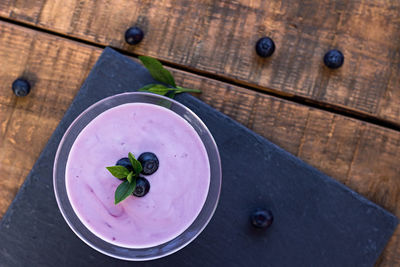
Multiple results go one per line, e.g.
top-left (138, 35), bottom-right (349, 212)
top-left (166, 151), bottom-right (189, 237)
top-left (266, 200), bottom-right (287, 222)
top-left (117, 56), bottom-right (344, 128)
top-left (324, 49), bottom-right (344, 69)
top-left (250, 208), bottom-right (273, 229)
top-left (12, 78), bottom-right (31, 97)
top-left (133, 177), bottom-right (150, 197)
top-left (255, 37), bottom-right (275, 58)
top-left (125, 27), bottom-right (144, 45)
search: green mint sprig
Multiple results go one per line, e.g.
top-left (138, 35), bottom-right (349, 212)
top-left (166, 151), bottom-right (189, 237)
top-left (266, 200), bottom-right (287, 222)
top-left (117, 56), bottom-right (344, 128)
top-left (138, 56), bottom-right (201, 98)
top-left (106, 152), bottom-right (142, 204)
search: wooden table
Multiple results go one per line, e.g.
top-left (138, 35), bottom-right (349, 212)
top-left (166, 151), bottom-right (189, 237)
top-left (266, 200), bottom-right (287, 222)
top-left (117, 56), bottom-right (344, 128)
top-left (0, 1), bottom-right (399, 266)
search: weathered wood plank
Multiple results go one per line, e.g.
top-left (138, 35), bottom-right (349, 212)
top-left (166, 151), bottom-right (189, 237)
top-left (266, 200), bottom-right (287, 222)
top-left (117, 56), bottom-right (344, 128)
top-left (0, 22), bottom-right (99, 218)
top-left (1, 0), bottom-right (399, 125)
top-left (0, 21), bottom-right (399, 266)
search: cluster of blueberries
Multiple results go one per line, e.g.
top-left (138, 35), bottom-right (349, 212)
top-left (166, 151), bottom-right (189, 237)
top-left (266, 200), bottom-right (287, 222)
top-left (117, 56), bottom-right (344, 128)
top-left (117, 152), bottom-right (159, 197)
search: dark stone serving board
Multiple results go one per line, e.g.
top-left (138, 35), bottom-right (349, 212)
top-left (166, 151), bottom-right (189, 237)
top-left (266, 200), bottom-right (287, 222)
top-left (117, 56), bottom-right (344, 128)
top-left (0, 48), bottom-right (397, 267)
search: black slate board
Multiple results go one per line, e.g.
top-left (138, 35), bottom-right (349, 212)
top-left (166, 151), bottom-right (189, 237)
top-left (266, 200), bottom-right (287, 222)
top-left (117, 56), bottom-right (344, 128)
top-left (0, 48), bottom-right (397, 267)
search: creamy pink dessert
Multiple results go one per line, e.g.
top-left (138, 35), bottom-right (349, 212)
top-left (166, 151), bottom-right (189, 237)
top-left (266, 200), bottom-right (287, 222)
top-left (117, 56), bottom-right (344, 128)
top-left (65, 103), bottom-right (210, 248)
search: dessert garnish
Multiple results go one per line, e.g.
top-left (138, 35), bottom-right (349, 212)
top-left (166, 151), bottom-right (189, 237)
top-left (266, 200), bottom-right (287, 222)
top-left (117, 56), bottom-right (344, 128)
top-left (106, 152), bottom-right (158, 204)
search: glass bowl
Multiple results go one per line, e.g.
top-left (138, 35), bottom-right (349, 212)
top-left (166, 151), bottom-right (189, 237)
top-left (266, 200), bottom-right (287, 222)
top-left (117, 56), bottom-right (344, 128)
top-left (53, 92), bottom-right (222, 261)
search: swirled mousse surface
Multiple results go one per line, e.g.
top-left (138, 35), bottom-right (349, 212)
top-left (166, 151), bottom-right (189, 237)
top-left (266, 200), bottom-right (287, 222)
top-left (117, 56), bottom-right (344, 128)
top-left (66, 103), bottom-right (210, 248)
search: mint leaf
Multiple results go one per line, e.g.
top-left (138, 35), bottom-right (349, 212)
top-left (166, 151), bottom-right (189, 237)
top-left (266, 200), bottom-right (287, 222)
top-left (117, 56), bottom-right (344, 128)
top-left (138, 84), bottom-right (201, 99)
top-left (138, 83), bottom-right (160, 91)
top-left (127, 171), bottom-right (133, 183)
top-left (175, 86), bottom-right (202, 93)
top-left (128, 152), bottom-right (143, 175)
top-left (137, 56), bottom-right (201, 99)
top-left (139, 56), bottom-right (176, 87)
top-left (106, 166), bottom-right (130, 179)
top-left (139, 84), bottom-right (170, 96)
top-left (115, 180), bottom-right (136, 204)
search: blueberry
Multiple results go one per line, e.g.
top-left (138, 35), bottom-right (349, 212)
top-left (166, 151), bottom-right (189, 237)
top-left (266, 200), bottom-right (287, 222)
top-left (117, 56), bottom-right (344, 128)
top-left (116, 158), bottom-right (133, 172)
top-left (324, 49), bottom-right (344, 69)
top-left (250, 209), bottom-right (273, 229)
top-left (138, 152), bottom-right (159, 175)
top-left (255, 37), bottom-right (275, 58)
top-left (133, 177), bottom-right (150, 197)
top-left (124, 27), bottom-right (144, 45)
top-left (12, 78), bottom-right (31, 97)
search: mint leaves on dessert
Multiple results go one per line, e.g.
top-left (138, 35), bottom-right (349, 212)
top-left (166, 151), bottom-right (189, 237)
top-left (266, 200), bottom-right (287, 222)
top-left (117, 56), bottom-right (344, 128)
top-left (129, 152), bottom-right (143, 174)
top-left (138, 56), bottom-right (201, 98)
top-left (126, 172), bottom-right (133, 183)
top-left (107, 152), bottom-right (157, 204)
top-left (115, 180), bottom-right (136, 204)
top-left (105, 166), bottom-right (130, 179)
top-left (106, 152), bottom-right (143, 204)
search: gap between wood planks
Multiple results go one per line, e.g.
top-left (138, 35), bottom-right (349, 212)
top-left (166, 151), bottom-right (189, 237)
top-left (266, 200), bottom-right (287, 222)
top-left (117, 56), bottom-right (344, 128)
top-left (1, 16), bottom-right (399, 133)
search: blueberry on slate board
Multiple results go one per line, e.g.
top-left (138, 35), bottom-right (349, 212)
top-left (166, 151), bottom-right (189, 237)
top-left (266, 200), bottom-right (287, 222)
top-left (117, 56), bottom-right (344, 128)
top-left (12, 78), bottom-right (31, 97)
top-left (133, 177), bottom-right (150, 197)
top-left (255, 37), bottom-right (275, 58)
top-left (251, 209), bottom-right (274, 229)
top-left (124, 27), bottom-right (144, 45)
top-left (116, 157), bottom-right (133, 172)
top-left (324, 49), bottom-right (344, 69)
top-left (138, 152), bottom-right (159, 175)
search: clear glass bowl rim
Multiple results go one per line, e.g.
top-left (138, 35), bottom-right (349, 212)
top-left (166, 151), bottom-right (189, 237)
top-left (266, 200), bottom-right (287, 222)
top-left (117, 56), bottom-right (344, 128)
top-left (53, 92), bottom-right (222, 261)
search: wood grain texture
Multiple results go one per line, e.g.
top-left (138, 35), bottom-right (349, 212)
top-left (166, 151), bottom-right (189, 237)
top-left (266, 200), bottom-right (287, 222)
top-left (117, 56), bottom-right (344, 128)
top-left (0, 22), bottom-right (99, 217)
top-left (0, 21), bottom-right (399, 266)
top-left (1, 0), bottom-right (400, 125)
